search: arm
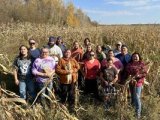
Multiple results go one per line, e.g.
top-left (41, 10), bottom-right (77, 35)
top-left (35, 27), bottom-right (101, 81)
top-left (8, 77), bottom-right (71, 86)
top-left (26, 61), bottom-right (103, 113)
top-left (112, 74), bottom-right (118, 84)
top-left (110, 68), bottom-right (118, 85)
top-left (100, 72), bottom-right (106, 82)
top-left (13, 68), bottom-right (19, 85)
top-left (118, 60), bottom-right (124, 72)
top-left (13, 58), bottom-right (19, 85)
top-left (56, 59), bottom-right (69, 75)
top-left (135, 63), bottom-right (147, 80)
top-left (72, 59), bottom-right (80, 73)
top-left (32, 60), bottom-right (49, 77)
top-left (59, 47), bottom-right (63, 58)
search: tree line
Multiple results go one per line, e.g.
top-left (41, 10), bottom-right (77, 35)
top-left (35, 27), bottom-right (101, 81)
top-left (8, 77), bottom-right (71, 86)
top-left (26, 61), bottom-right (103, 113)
top-left (0, 0), bottom-right (98, 27)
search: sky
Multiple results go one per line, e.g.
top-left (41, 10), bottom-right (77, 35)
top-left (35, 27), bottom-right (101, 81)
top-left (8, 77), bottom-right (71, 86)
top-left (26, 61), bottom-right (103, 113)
top-left (64, 0), bottom-right (160, 25)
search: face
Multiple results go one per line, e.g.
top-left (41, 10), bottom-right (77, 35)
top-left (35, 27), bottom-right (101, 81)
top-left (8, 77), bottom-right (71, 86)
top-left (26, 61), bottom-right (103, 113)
top-left (84, 39), bottom-right (90, 45)
top-left (41, 48), bottom-right (49, 58)
top-left (106, 60), bottom-right (113, 67)
top-left (87, 45), bottom-right (92, 52)
top-left (64, 50), bottom-right (71, 58)
top-left (89, 52), bottom-right (95, 59)
top-left (108, 51), bottom-right (114, 58)
top-left (48, 42), bottom-right (55, 46)
top-left (74, 42), bottom-right (79, 49)
top-left (29, 40), bottom-right (36, 47)
top-left (116, 44), bottom-right (121, 50)
top-left (57, 39), bottom-right (61, 44)
top-left (20, 46), bottom-right (28, 56)
top-left (132, 54), bottom-right (140, 62)
top-left (121, 47), bottom-right (128, 54)
top-left (97, 46), bottom-right (102, 52)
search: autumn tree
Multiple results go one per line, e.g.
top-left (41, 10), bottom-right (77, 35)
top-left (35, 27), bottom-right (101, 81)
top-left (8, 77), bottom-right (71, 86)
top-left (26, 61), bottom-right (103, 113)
top-left (66, 3), bottom-right (80, 27)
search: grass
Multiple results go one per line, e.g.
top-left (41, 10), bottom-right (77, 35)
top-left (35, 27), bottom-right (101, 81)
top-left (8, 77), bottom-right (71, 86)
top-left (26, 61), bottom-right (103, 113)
top-left (0, 22), bottom-right (160, 120)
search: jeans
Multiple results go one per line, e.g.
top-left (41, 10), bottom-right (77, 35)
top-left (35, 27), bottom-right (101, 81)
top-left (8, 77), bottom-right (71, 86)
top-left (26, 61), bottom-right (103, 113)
top-left (19, 79), bottom-right (35, 101)
top-left (37, 82), bottom-right (53, 99)
top-left (130, 84), bottom-right (142, 117)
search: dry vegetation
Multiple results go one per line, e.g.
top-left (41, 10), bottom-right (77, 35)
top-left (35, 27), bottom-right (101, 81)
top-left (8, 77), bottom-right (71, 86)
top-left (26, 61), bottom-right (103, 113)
top-left (0, 22), bottom-right (160, 120)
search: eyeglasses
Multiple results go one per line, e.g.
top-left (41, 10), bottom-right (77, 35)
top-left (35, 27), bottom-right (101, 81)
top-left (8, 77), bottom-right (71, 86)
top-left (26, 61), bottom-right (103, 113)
top-left (29, 43), bottom-right (35, 45)
top-left (42, 51), bottom-right (49, 53)
top-left (90, 54), bottom-right (95, 56)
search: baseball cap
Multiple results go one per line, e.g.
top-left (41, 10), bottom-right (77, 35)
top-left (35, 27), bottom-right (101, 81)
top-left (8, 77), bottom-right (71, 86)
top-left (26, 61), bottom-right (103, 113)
top-left (116, 41), bottom-right (122, 45)
top-left (48, 36), bottom-right (56, 43)
top-left (57, 36), bottom-right (62, 40)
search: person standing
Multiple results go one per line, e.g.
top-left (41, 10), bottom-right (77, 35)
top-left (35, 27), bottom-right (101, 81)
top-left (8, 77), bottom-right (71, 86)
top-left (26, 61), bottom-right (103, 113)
top-left (71, 41), bottom-right (84, 89)
top-left (82, 51), bottom-right (101, 99)
top-left (71, 41), bottom-right (83, 62)
top-left (100, 58), bottom-right (118, 110)
top-left (95, 45), bottom-right (106, 62)
top-left (13, 45), bottom-right (35, 102)
top-left (113, 41), bottom-right (122, 56)
top-left (32, 47), bottom-right (56, 104)
top-left (56, 49), bottom-right (80, 108)
top-left (82, 44), bottom-right (94, 61)
top-left (28, 38), bottom-right (41, 63)
top-left (101, 50), bottom-right (123, 72)
top-left (47, 36), bottom-right (63, 64)
top-left (56, 36), bottom-right (67, 53)
top-left (116, 45), bottom-right (131, 67)
top-left (116, 45), bottom-right (131, 84)
top-left (125, 52), bottom-right (147, 119)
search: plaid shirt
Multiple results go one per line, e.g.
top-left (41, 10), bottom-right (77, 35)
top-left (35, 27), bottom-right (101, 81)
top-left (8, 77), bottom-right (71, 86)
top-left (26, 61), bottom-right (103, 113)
top-left (126, 61), bottom-right (147, 87)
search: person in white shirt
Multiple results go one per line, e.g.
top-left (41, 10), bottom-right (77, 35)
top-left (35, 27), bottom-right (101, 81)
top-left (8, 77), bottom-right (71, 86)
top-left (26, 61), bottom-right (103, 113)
top-left (47, 36), bottom-right (63, 63)
top-left (113, 41), bottom-right (122, 56)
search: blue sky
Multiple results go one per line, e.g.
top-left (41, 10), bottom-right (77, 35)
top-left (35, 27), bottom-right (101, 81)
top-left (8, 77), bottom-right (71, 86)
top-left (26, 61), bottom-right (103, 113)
top-left (64, 0), bottom-right (160, 25)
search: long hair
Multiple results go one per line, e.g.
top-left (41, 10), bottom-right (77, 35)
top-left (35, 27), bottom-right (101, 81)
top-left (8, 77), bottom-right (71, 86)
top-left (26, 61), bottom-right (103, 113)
top-left (84, 38), bottom-right (90, 43)
top-left (18, 45), bottom-right (30, 60)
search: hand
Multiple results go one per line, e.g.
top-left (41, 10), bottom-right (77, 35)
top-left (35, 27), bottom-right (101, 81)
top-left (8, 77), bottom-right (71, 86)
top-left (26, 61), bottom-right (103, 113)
top-left (15, 79), bottom-right (19, 85)
top-left (109, 82), bottom-right (113, 86)
top-left (135, 74), bottom-right (140, 78)
top-left (104, 81), bottom-right (108, 86)
top-left (68, 69), bottom-right (73, 74)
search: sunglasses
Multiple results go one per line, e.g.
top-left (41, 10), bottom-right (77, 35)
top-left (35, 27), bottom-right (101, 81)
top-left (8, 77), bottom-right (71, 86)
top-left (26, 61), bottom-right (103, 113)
top-left (30, 43), bottom-right (35, 45)
top-left (90, 54), bottom-right (95, 56)
top-left (116, 44), bottom-right (121, 46)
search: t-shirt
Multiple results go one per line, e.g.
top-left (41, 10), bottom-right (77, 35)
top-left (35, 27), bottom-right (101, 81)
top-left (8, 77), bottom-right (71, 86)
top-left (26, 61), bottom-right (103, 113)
top-left (96, 52), bottom-right (106, 62)
top-left (116, 53), bottom-right (131, 67)
top-left (113, 49), bottom-right (121, 56)
top-left (84, 59), bottom-right (101, 79)
top-left (102, 66), bottom-right (118, 82)
top-left (29, 48), bottom-right (41, 62)
top-left (101, 58), bottom-right (123, 70)
top-left (32, 56), bottom-right (56, 83)
top-left (58, 44), bottom-right (67, 53)
top-left (49, 45), bottom-right (63, 62)
top-left (13, 57), bottom-right (32, 80)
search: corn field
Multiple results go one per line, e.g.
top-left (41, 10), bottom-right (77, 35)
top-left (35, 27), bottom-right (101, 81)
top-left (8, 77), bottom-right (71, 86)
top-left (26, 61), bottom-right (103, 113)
top-left (0, 22), bottom-right (160, 120)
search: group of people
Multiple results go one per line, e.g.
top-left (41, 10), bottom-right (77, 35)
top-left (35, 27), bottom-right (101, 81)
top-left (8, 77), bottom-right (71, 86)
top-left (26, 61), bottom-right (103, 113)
top-left (13, 37), bottom-right (147, 119)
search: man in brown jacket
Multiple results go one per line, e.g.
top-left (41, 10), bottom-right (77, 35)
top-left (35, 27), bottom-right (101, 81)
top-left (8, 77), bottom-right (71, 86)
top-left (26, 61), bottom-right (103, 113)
top-left (56, 49), bottom-right (80, 107)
